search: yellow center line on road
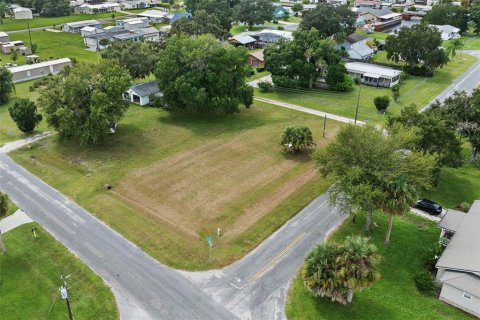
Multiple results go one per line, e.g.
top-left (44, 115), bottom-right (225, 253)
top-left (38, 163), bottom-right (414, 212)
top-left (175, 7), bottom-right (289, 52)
top-left (248, 232), bottom-right (307, 284)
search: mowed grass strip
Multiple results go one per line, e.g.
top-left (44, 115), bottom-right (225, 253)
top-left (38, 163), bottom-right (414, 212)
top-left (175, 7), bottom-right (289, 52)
top-left (11, 102), bottom-right (339, 270)
top-left (0, 223), bottom-right (118, 320)
top-left (286, 213), bottom-right (475, 320)
top-left (0, 13), bottom-right (126, 32)
top-left (257, 53), bottom-right (477, 124)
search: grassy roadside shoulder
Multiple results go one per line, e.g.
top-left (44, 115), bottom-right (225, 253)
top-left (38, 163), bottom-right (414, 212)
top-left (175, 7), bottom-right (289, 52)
top-left (286, 213), bottom-right (475, 320)
top-left (0, 223), bottom-right (118, 320)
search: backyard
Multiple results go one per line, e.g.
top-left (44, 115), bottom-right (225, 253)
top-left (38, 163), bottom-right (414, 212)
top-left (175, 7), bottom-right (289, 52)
top-left (10, 102), bottom-right (340, 270)
top-left (257, 53), bottom-right (477, 123)
top-left (0, 223), bottom-right (118, 320)
top-left (0, 12), bottom-right (126, 32)
top-left (286, 213), bottom-right (475, 320)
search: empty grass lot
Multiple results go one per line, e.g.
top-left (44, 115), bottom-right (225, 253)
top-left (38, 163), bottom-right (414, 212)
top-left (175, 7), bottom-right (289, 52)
top-left (257, 53), bottom-right (477, 123)
top-left (11, 102), bottom-right (340, 270)
top-left (0, 13), bottom-right (126, 32)
top-left (0, 223), bottom-right (118, 320)
top-left (286, 213), bottom-right (475, 320)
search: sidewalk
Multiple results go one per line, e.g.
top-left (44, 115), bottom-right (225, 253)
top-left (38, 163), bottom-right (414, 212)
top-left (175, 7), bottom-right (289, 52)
top-left (0, 210), bottom-right (33, 234)
top-left (254, 97), bottom-right (365, 125)
top-left (0, 132), bottom-right (52, 154)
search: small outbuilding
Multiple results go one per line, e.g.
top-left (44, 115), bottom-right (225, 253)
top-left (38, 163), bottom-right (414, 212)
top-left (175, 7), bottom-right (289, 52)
top-left (124, 80), bottom-right (161, 106)
top-left (248, 50), bottom-right (265, 68)
top-left (12, 7), bottom-right (33, 20)
top-left (228, 35), bottom-right (257, 48)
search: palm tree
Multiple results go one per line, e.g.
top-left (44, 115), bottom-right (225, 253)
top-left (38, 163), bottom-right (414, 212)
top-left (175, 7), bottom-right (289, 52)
top-left (304, 236), bottom-right (380, 304)
top-left (447, 38), bottom-right (464, 58)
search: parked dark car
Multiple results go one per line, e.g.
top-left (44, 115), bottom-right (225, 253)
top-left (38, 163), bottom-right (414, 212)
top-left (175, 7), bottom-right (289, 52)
top-left (416, 199), bottom-right (443, 215)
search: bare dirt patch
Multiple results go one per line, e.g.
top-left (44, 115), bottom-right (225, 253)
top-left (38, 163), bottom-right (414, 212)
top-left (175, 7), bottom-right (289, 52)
top-left (115, 130), bottom-right (313, 238)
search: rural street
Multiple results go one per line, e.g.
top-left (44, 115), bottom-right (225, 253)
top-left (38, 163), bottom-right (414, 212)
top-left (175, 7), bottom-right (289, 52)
top-left (0, 137), bottom-right (346, 319)
top-left (421, 50), bottom-right (480, 112)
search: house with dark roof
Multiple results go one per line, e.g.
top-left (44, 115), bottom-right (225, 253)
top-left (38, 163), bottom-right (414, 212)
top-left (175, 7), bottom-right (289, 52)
top-left (436, 201), bottom-right (480, 318)
top-left (337, 33), bottom-right (374, 61)
top-left (125, 80), bottom-right (161, 106)
top-left (357, 8), bottom-right (402, 31)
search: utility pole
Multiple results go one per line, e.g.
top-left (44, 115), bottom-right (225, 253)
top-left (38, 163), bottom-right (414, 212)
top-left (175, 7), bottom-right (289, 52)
top-left (27, 22), bottom-right (32, 48)
top-left (59, 273), bottom-right (74, 320)
top-left (322, 114), bottom-right (327, 138)
top-left (355, 84), bottom-right (362, 125)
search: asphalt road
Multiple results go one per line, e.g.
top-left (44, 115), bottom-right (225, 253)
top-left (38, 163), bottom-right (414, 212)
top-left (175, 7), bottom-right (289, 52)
top-left (421, 50), bottom-right (480, 112)
top-left (0, 152), bottom-right (237, 320)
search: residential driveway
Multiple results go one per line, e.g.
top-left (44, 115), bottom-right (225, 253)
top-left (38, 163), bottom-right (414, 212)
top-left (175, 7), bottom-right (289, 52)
top-left (0, 209), bottom-right (33, 233)
top-left (410, 207), bottom-right (445, 223)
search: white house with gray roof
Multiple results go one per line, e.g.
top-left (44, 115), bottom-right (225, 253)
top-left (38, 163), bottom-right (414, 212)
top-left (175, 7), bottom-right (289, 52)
top-left (345, 62), bottom-right (401, 87)
top-left (63, 19), bottom-right (102, 32)
top-left (436, 200), bottom-right (480, 318)
top-left (125, 80), bottom-right (161, 105)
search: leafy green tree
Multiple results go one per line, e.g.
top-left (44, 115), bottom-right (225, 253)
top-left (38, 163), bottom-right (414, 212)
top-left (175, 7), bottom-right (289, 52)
top-left (101, 41), bottom-right (158, 79)
top-left (98, 38), bottom-right (109, 47)
top-left (326, 63), bottom-right (353, 92)
top-left (264, 29), bottom-right (347, 88)
top-left (292, 3), bottom-right (303, 16)
top-left (8, 98), bottom-right (42, 132)
top-left (0, 1), bottom-right (7, 24)
top-left (0, 192), bottom-right (8, 217)
top-left (155, 34), bottom-right (253, 114)
top-left (280, 126), bottom-right (315, 152)
top-left (299, 4), bottom-right (356, 39)
top-left (304, 236), bottom-right (380, 304)
top-left (40, 0), bottom-right (71, 17)
top-left (441, 90), bottom-right (480, 163)
top-left (233, 0), bottom-right (274, 30)
top-left (38, 61), bottom-right (132, 145)
top-left (11, 50), bottom-right (18, 62)
top-left (387, 104), bottom-right (463, 167)
top-left (373, 95), bottom-right (390, 112)
top-left (171, 9), bottom-right (230, 39)
top-left (196, 0), bottom-right (233, 31)
top-left (470, 6), bottom-right (480, 35)
top-left (385, 24), bottom-right (449, 74)
top-left (391, 84), bottom-right (400, 101)
top-left (0, 66), bottom-right (14, 105)
top-left (424, 4), bottom-right (468, 33)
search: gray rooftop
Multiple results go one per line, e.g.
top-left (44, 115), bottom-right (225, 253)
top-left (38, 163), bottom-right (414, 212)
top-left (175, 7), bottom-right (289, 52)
top-left (230, 35), bottom-right (257, 44)
top-left (436, 200), bottom-right (480, 274)
top-left (65, 19), bottom-right (101, 28)
top-left (346, 33), bottom-right (367, 44)
top-left (357, 8), bottom-right (394, 18)
top-left (129, 80), bottom-right (159, 97)
top-left (440, 270), bottom-right (480, 297)
top-left (439, 209), bottom-right (466, 232)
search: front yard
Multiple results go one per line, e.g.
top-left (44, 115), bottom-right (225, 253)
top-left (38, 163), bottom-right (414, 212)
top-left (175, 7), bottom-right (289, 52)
top-left (0, 223), bottom-right (118, 319)
top-left (256, 53), bottom-right (477, 123)
top-left (286, 213), bottom-right (475, 320)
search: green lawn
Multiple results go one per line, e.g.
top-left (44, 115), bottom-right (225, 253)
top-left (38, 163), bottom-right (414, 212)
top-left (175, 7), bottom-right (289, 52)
top-left (0, 81), bottom-right (48, 145)
top-left (10, 102), bottom-right (340, 270)
top-left (257, 53), bottom-right (477, 123)
top-left (286, 213), bottom-right (475, 320)
top-left (0, 223), bottom-right (118, 320)
top-left (0, 13), bottom-right (126, 32)
top-left (443, 35), bottom-right (480, 50)
top-left (357, 29), bottom-right (389, 40)
top-left (0, 30), bottom-right (98, 65)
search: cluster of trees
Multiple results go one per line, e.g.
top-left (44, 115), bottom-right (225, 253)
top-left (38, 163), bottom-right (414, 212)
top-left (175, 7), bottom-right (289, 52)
top-left (154, 34), bottom-right (253, 114)
top-left (264, 29), bottom-right (352, 91)
top-left (315, 125), bottom-right (436, 244)
top-left (424, 3), bottom-right (469, 33)
top-left (304, 236), bottom-right (380, 304)
top-left (0, 0), bottom-right (71, 18)
top-left (299, 4), bottom-right (356, 39)
top-left (385, 24), bottom-right (449, 75)
top-left (182, 0), bottom-right (274, 36)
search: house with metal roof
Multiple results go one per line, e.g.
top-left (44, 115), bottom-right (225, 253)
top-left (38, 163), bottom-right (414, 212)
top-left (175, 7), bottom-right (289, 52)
top-left (164, 12), bottom-right (192, 25)
top-left (228, 35), bottom-right (257, 48)
top-left (431, 25), bottom-right (461, 41)
top-left (63, 19), bottom-right (103, 32)
top-left (357, 8), bottom-right (402, 31)
top-left (436, 200), bottom-right (480, 318)
top-left (0, 32), bottom-right (9, 43)
top-left (124, 80), bottom-right (161, 106)
top-left (138, 9), bottom-right (169, 23)
top-left (6, 58), bottom-right (72, 83)
top-left (345, 62), bottom-right (400, 87)
top-left (337, 33), bottom-right (374, 61)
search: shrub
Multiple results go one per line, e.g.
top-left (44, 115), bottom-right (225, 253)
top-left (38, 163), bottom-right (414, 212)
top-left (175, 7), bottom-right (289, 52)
top-left (280, 125), bottom-right (315, 153)
top-left (258, 81), bottom-right (273, 92)
top-left (455, 202), bottom-right (472, 212)
top-left (277, 26), bottom-right (285, 30)
top-left (374, 95), bottom-right (390, 112)
top-left (413, 270), bottom-right (435, 293)
top-left (392, 84), bottom-right (400, 101)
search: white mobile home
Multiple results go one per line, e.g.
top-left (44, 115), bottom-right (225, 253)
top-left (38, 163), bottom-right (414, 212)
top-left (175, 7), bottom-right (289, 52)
top-left (7, 58), bottom-right (72, 83)
top-left (345, 62), bottom-right (401, 87)
top-left (12, 7), bottom-right (33, 20)
top-left (63, 20), bottom-right (102, 32)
